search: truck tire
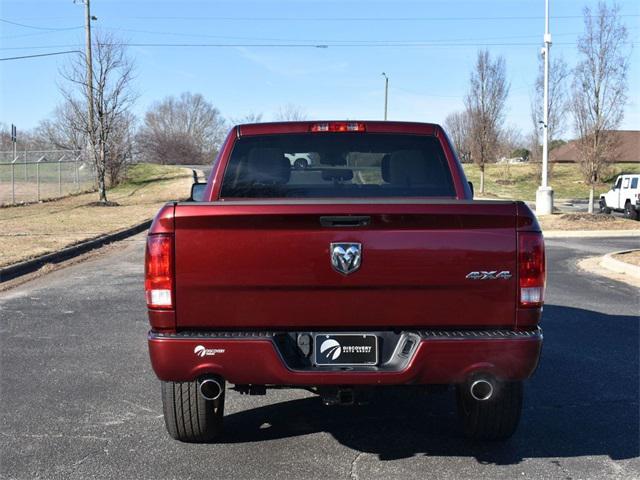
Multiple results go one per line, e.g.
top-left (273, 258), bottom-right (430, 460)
top-left (456, 380), bottom-right (522, 441)
top-left (599, 199), bottom-right (611, 214)
top-left (161, 380), bottom-right (224, 442)
top-left (293, 158), bottom-right (309, 169)
top-left (624, 201), bottom-right (639, 220)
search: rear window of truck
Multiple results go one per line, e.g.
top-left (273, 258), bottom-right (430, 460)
top-left (220, 133), bottom-right (456, 198)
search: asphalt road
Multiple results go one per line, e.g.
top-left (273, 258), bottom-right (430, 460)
top-left (1, 235), bottom-right (638, 479)
top-left (183, 164), bottom-right (213, 182)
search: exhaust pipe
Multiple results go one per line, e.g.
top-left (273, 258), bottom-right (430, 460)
top-left (198, 378), bottom-right (224, 401)
top-left (469, 379), bottom-right (494, 401)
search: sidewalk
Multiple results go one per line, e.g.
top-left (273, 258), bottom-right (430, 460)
top-left (544, 230), bottom-right (640, 238)
top-left (601, 250), bottom-right (640, 279)
top-left (578, 248), bottom-right (640, 289)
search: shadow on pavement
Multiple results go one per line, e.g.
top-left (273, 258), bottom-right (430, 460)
top-left (218, 304), bottom-right (639, 465)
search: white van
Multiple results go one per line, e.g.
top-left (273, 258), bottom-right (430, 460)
top-left (599, 174), bottom-right (640, 220)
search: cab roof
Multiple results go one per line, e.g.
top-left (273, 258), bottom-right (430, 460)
top-left (236, 121), bottom-right (440, 137)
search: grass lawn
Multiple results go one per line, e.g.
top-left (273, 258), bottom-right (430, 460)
top-left (462, 162), bottom-right (640, 201)
top-left (0, 164), bottom-right (195, 267)
top-left (613, 250), bottom-right (640, 267)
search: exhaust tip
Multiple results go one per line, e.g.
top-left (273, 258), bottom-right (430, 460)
top-left (470, 379), bottom-right (494, 401)
top-left (199, 378), bottom-right (223, 401)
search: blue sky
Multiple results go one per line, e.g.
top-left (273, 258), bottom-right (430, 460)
top-left (1, 0), bottom-right (639, 139)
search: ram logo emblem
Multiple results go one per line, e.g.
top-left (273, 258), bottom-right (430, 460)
top-left (330, 243), bottom-right (362, 275)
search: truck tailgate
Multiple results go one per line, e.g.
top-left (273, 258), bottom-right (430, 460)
top-left (173, 202), bottom-right (517, 329)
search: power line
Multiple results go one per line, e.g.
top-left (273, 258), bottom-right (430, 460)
top-left (0, 41), bottom-right (571, 51)
top-left (2, 23), bottom-right (636, 44)
top-left (0, 50), bottom-right (81, 61)
top-left (2, 40), bottom-right (637, 52)
top-left (0, 18), bottom-right (82, 31)
top-left (117, 39), bottom-right (640, 47)
top-left (99, 26), bottom-right (596, 44)
top-left (3, 13), bottom-right (640, 23)
top-left (0, 28), bottom-right (84, 40)
top-left (0, 25), bottom-right (587, 44)
top-left (97, 14), bottom-right (640, 21)
top-left (0, 43), bottom-right (332, 51)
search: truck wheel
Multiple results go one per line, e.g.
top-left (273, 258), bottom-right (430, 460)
top-left (456, 380), bottom-right (522, 441)
top-left (161, 380), bottom-right (224, 442)
top-left (293, 158), bottom-right (309, 169)
top-left (624, 201), bottom-right (639, 220)
top-left (599, 199), bottom-right (611, 214)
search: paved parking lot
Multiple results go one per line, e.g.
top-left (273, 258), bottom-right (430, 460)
top-left (1, 234), bottom-right (638, 479)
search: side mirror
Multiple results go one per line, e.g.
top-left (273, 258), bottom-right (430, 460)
top-left (468, 181), bottom-right (474, 198)
top-left (189, 182), bottom-right (206, 202)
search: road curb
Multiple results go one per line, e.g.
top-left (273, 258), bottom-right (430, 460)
top-left (600, 250), bottom-right (640, 279)
top-left (0, 220), bottom-right (151, 283)
top-left (543, 230), bottom-right (640, 238)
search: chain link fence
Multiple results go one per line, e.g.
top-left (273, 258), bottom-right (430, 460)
top-left (0, 150), bottom-right (97, 205)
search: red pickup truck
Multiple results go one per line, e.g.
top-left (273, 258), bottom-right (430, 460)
top-left (145, 121), bottom-right (544, 443)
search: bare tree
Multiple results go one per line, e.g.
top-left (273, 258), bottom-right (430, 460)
top-left (464, 50), bottom-right (510, 194)
top-left (137, 92), bottom-right (226, 165)
top-left (532, 57), bottom-right (570, 150)
top-left (275, 104), bottom-right (307, 121)
top-left (444, 111), bottom-right (472, 163)
top-left (571, 2), bottom-right (629, 213)
top-left (36, 101), bottom-right (135, 187)
top-left (232, 112), bottom-right (263, 125)
top-left (0, 123), bottom-right (49, 152)
top-left (59, 32), bottom-right (136, 203)
top-left (36, 102), bottom-right (85, 151)
top-left (496, 125), bottom-right (525, 160)
top-left (104, 111), bottom-right (136, 186)
top-left (529, 56), bottom-right (570, 175)
top-left (0, 124), bottom-right (10, 151)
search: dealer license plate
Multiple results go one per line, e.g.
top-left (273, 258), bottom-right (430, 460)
top-left (314, 334), bottom-right (378, 366)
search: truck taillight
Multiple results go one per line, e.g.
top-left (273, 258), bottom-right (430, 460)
top-left (310, 122), bottom-right (366, 132)
top-left (145, 234), bottom-right (174, 309)
top-left (518, 232), bottom-right (545, 307)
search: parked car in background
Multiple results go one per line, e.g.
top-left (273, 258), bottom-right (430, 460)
top-left (599, 174), bottom-right (640, 220)
top-left (288, 152), bottom-right (324, 170)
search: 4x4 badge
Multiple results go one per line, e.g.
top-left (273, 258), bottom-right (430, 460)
top-left (466, 271), bottom-right (512, 280)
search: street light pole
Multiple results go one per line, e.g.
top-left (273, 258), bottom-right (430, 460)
top-left (381, 72), bottom-right (389, 120)
top-left (536, 0), bottom-right (554, 215)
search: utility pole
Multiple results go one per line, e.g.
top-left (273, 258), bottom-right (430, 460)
top-left (536, 0), bottom-right (554, 215)
top-left (381, 72), bottom-right (389, 120)
top-left (81, 0), bottom-right (95, 160)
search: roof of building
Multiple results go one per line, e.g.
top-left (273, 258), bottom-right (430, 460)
top-left (550, 130), bottom-right (640, 163)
